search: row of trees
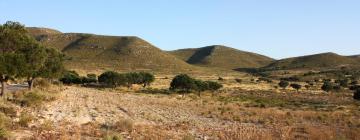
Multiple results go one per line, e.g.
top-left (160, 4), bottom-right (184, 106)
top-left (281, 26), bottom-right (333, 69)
top-left (59, 71), bottom-right (97, 84)
top-left (98, 71), bottom-right (155, 88)
top-left (169, 74), bottom-right (223, 95)
top-left (0, 21), bottom-right (64, 95)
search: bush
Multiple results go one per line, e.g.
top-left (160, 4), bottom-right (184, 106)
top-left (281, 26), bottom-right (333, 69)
top-left (82, 74), bottom-right (97, 84)
top-left (98, 71), bottom-right (126, 88)
top-left (59, 70), bottom-right (82, 84)
top-left (170, 74), bottom-right (222, 94)
top-left (336, 79), bottom-right (349, 88)
top-left (258, 77), bottom-right (272, 83)
top-left (278, 81), bottom-right (289, 89)
top-left (349, 85), bottom-right (360, 91)
top-left (354, 89), bottom-right (360, 100)
top-left (125, 72), bottom-right (155, 88)
top-left (280, 76), bottom-right (300, 82)
top-left (170, 74), bottom-right (196, 93)
top-left (205, 81), bottom-right (223, 91)
top-left (98, 71), bottom-right (155, 88)
top-left (19, 113), bottom-right (33, 127)
top-left (321, 81), bottom-right (334, 93)
top-left (290, 83), bottom-right (301, 92)
top-left (15, 91), bottom-right (46, 107)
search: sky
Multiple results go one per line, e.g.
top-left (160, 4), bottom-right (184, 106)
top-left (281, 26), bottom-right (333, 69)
top-left (0, 0), bottom-right (359, 59)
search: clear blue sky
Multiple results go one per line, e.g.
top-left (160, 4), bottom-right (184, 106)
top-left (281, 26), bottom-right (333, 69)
top-left (1, 0), bottom-right (359, 59)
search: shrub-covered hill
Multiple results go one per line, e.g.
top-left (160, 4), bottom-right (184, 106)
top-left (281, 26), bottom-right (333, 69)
top-left (263, 52), bottom-right (360, 70)
top-left (168, 45), bottom-right (274, 70)
top-left (27, 28), bottom-right (199, 73)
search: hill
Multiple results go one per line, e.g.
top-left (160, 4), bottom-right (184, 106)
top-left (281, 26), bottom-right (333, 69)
top-left (263, 52), bottom-right (359, 70)
top-left (26, 28), bottom-right (200, 74)
top-left (26, 27), bottom-right (62, 37)
top-left (349, 55), bottom-right (360, 61)
top-left (169, 45), bottom-right (274, 69)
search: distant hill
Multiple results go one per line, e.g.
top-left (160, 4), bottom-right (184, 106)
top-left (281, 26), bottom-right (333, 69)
top-left (349, 55), bottom-right (360, 61)
top-left (26, 28), bottom-right (199, 73)
top-left (169, 45), bottom-right (274, 69)
top-left (26, 27), bottom-right (62, 37)
top-left (263, 52), bottom-right (360, 70)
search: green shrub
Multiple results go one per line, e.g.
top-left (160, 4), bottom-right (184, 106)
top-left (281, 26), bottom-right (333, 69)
top-left (18, 113), bottom-right (33, 127)
top-left (354, 89), bottom-right (360, 100)
top-left (278, 81), bottom-right (289, 89)
top-left (205, 81), bottom-right (223, 91)
top-left (170, 74), bottom-right (196, 93)
top-left (321, 81), bottom-right (334, 93)
top-left (98, 71), bottom-right (127, 87)
top-left (20, 92), bottom-right (46, 107)
top-left (99, 71), bottom-right (155, 88)
top-left (170, 74), bottom-right (222, 94)
top-left (59, 70), bottom-right (82, 84)
top-left (290, 83), bottom-right (301, 92)
top-left (0, 104), bottom-right (17, 117)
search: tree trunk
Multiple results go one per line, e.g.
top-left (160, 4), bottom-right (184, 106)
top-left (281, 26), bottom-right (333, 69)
top-left (28, 78), bottom-right (34, 91)
top-left (0, 81), bottom-right (5, 97)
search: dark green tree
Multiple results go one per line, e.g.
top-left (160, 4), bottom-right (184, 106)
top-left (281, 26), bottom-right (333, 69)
top-left (0, 21), bottom-right (33, 95)
top-left (194, 80), bottom-right (208, 96)
top-left (205, 81), bottom-right (223, 91)
top-left (321, 81), bottom-right (333, 93)
top-left (60, 71), bottom-right (82, 84)
top-left (290, 83), bottom-right (302, 92)
top-left (139, 72), bottom-right (155, 87)
top-left (98, 71), bottom-right (127, 87)
top-left (354, 89), bottom-right (360, 100)
top-left (278, 81), bottom-right (289, 89)
top-left (169, 74), bottom-right (196, 93)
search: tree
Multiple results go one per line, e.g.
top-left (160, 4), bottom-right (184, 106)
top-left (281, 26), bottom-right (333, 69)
top-left (194, 80), bottom-right (208, 96)
top-left (336, 79), bottom-right (349, 88)
top-left (321, 81), bottom-right (333, 93)
top-left (98, 71), bottom-right (127, 87)
top-left (0, 21), bottom-right (33, 96)
top-left (290, 83), bottom-right (301, 92)
top-left (354, 89), bottom-right (360, 100)
top-left (19, 45), bottom-right (64, 90)
top-left (60, 71), bottom-right (82, 84)
top-left (278, 81), bottom-right (289, 89)
top-left (83, 74), bottom-right (97, 83)
top-left (138, 72), bottom-right (155, 88)
top-left (205, 81), bottom-right (223, 91)
top-left (169, 74), bottom-right (196, 93)
top-left (18, 42), bottom-right (47, 90)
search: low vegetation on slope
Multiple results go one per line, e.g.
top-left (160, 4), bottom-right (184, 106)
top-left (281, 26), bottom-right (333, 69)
top-left (264, 52), bottom-right (360, 70)
top-left (169, 45), bottom-right (274, 70)
top-left (27, 28), bottom-right (200, 73)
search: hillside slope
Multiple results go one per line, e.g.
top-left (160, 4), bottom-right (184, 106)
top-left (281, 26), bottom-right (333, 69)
top-left (169, 45), bottom-right (274, 69)
top-left (264, 52), bottom-right (359, 70)
top-left (27, 28), bottom-right (198, 73)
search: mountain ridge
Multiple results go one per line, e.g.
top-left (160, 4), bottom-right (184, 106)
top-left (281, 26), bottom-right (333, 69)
top-left (169, 45), bottom-right (274, 70)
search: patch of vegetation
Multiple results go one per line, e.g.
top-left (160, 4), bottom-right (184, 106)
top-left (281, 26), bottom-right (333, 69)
top-left (278, 81), bottom-right (289, 89)
top-left (18, 113), bottom-right (34, 127)
top-left (169, 74), bottom-right (222, 95)
top-left (354, 89), bottom-right (360, 100)
top-left (13, 91), bottom-right (55, 107)
top-left (98, 71), bottom-right (155, 88)
top-left (60, 70), bottom-right (97, 85)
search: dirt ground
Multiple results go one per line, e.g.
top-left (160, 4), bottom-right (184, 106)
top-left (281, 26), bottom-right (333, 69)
top-left (7, 76), bottom-right (360, 140)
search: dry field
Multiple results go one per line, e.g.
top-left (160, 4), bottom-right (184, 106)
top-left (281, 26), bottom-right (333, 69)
top-left (5, 76), bottom-right (360, 140)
